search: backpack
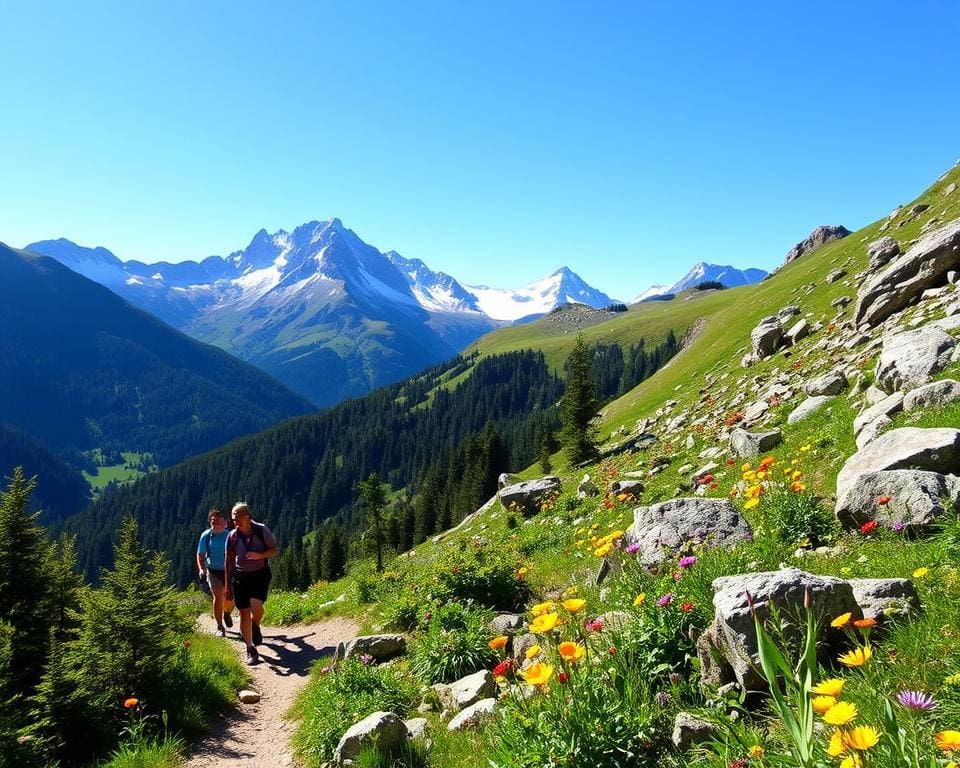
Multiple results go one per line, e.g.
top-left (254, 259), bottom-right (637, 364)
top-left (226, 523), bottom-right (268, 557)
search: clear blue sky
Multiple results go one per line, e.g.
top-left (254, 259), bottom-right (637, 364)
top-left (2, 1), bottom-right (958, 300)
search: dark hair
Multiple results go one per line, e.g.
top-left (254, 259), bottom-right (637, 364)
top-left (208, 508), bottom-right (224, 522)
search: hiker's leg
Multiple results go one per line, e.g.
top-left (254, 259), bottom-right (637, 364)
top-left (212, 584), bottom-right (224, 626)
top-left (249, 597), bottom-right (264, 626)
top-left (239, 607), bottom-right (253, 646)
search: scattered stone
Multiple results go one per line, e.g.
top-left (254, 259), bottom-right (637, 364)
top-left (499, 476), bottom-right (562, 517)
top-left (849, 578), bottom-right (921, 622)
top-left (336, 634), bottom-right (407, 663)
top-left (447, 698), bottom-right (497, 732)
top-left (855, 416), bottom-right (891, 449)
top-left (903, 379), bottom-right (960, 411)
top-left (512, 633), bottom-right (538, 666)
top-left (335, 711), bottom-right (408, 766)
top-left (778, 305), bottom-right (802, 321)
top-left (832, 295), bottom-right (852, 309)
top-left (867, 236), bottom-right (901, 270)
top-left (238, 689), bottom-right (261, 704)
top-left (404, 717), bottom-right (430, 741)
top-left (489, 614), bottom-right (525, 636)
top-left (435, 670), bottom-right (496, 714)
top-left (577, 474), bottom-right (599, 498)
top-left (743, 399), bottom-right (770, 424)
top-left (875, 326), bottom-right (955, 392)
top-left (853, 392), bottom-right (904, 438)
top-left (609, 479), bottom-right (644, 497)
top-left (672, 712), bottom-right (718, 751)
top-left (729, 428), bottom-right (782, 458)
top-left (787, 395), bottom-right (832, 425)
top-left (910, 203), bottom-right (930, 215)
top-left (827, 269), bottom-right (846, 283)
top-left (835, 469), bottom-right (960, 534)
top-left (624, 498), bottom-right (752, 565)
top-left (805, 370), bottom-right (848, 396)
top-left (751, 316), bottom-right (784, 358)
top-left (691, 463), bottom-right (720, 489)
top-left (947, 182), bottom-right (957, 196)
top-left (785, 318), bottom-right (811, 345)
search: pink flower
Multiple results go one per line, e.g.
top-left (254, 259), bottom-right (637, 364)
top-left (678, 556), bottom-right (698, 569)
top-left (585, 618), bottom-right (604, 632)
top-left (657, 593), bottom-right (673, 607)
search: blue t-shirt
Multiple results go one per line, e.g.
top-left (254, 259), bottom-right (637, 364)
top-left (196, 528), bottom-right (229, 571)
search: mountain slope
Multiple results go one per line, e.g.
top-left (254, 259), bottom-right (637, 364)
top-left (466, 267), bottom-right (618, 322)
top-left (0, 243), bottom-right (313, 469)
top-left (632, 262), bottom-right (768, 302)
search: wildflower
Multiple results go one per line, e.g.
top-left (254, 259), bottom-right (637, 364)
top-left (860, 521), bottom-right (878, 535)
top-left (935, 731), bottom-right (960, 752)
top-left (517, 567), bottom-right (528, 579)
top-left (557, 641), bottom-right (585, 662)
top-left (123, 697), bottom-right (139, 709)
top-left (656, 593), bottom-right (673, 607)
top-left (525, 644), bottom-right (541, 659)
top-left (823, 700), bottom-right (858, 725)
top-left (827, 730), bottom-right (848, 756)
top-left (913, 566), bottom-right (930, 579)
top-left (744, 497), bottom-right (760, 510)
top-left (608, 646), bottom-right (617, 655)
top-left (831, 612), bottom-right (853, 629)
top-left (633, 593), bottom-right (647, 606)
top-left (839, 646), bottom-right (872, 667)
top-left (360, 653), bottom-right (374, 666)
top-left (557, 671), bottom-right (569, 684)
top-left (529, 612), bottom-right (559, 634)
top-left (654, 691), bottom-right (673, 707)
top-left (800, 443), bottom-right (811, 452)
top-left (812, 678), bottom-right (846, 697)
top-left (758, 456), bottom-right (775, 470)
top-left (892, 521), bottom-right (905, 532)
top-left (840, 755), bottom-right (863, 768)
top-left (624, 542), bottom-right (640, 554)
top-left (812, 695), bottom-right (837, 714)
top-left (680, 601), bottom-right (695, 613)
top-left (748, 745), bottom-right (764, 760)
top-left (488, 635), bottom-right (508, 651)
top-left (791, 481), bottom-right (807, 492)
top-left (678, 555), bottom-right (698, 568)
top-left (897, 690), bottom-right (936, 711)
top-left (853, 618), bottom-right (877, 629)
top-left (562, 598), bottom-right (586, 613)
top-left (945, 673), bottom-right (960, 687)
top-left (594, 543), bottom-right (613, 557)
top-left (845, 726), bottom-right (880, 751)
top-left (585, 618), bottom-right (604, 632)
top-left (521, 662), bottom-right (554, 686)
top-left (877, 496), bottom-right (891, 505)
top-left (669, 672), bottom-right (682, 685)
top-left (492, 659), bottom-right (514, 678)
top-left (531, 601), bottom-right (555, 617)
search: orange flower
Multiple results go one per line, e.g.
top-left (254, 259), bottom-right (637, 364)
top-left (935, 730), bottom-right (960, 752)
top-left (853, 618), bottom-right (877, 629)
top-left (488, 635), bottom-right (508, 651)
top-left (812, 695), bottom-right (837, 714)
top-left (123, 697), bottom-right (139, 709)
top-left (521, 662), bottom-right (554, 686)
top-left (557, 641), bottom-right (585, 662)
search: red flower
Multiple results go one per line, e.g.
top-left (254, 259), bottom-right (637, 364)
top-left (680, 601), bottom-right (695, 613)
top-left (860, 520), bottom-right (878, 535)
top-left (709, 482), bottom-right (718, 490)
top-left (726, 458), bottom-right (736, 466)
top-left (877, 496), bottom-right (891, 505)
top-left (492, 659), bottom-right (514, 677)
top-left (698, 474), bottom-right (714, 485)
top-left (557, 671), bottom-right (569, 684)
top-left (608, 646), bottom-right (617, 655)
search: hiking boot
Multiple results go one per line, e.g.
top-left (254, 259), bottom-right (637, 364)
top-left (222, 611), bottom-right (233, 628)
top-left (252, 621), bottom-right (263, 646)
top-left (216, 626), bottom-right (226, 638)
top-left (245, 647), bottom-right (259, 665)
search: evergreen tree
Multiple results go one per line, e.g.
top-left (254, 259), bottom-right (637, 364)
top-left (539, 436), bottom-right (553, 474)
top-left (320, 525), bottom-right (347, 581)
top-left (310, 532), bottom-right (325, 584)
top-left (357, 472), bottom-right (388, 572)
top-left (559, 334), bottom-right (600, 466)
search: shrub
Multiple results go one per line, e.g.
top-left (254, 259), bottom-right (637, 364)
top-left (381, 589), bottom-right (428, 632)
top-left (766, 488), bottom-right (837, 547)
top-left (433, 540), bottom-right (528, 609)
top-left (292, 658), bottom-right (418, 767)
top-left (410, 602), bottom-right (497, 683)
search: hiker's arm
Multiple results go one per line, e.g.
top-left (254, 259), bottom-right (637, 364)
top-left (195, 551), bottom-right (205, 576)
top-left (245, 545), bottom-right (277, 561)
top-left (224, 540), bottom-right (234, 595)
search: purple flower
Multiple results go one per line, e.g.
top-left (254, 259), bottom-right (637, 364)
top-left (891, 521), bottom-right (905, 532)
top-left (897, 690), bottom-right (936, 711)
top-left (624, 542), bottom-right (641, 554)
top-left (678, 555), bottom-right (698, 569)
top-left (654, 691), bottom-right (673, 707)
top-left (360, 653), bottom-right (375, 666)
top-left (656, 593), bottom-right (673, 607)
top-left (669, 672), bottom-right (682, 685)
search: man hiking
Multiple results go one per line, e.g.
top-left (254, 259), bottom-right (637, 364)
top-left (224, 501), bottom-right (278, 665)
top-left (195, 508), bottom-right (233, 636)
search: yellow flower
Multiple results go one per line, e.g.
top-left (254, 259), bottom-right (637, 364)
top-left (822, 700), bottom-right (858, 726)
top-left (827, 730), bottom-right (848, 756)
top-left (748, 745), bottom-right (764, 759)
top-left (517, 567), bottom-right (528, 578)
top-left (913, 567), bottom-right (930, 579)
top-left (839, 646), bottom-right (872, 667)
top-left (744, 498), bottom-right (760, 510)
top-left (633, 593), bottom-right (647, 607)
top-left (831, 612), bottom-right (852, 629)
top-left (800, 443), bottom-right (811, 452)
top-left (525, 644), bottom-right (542, 660)
top-left (488, 635), bottom-right (508, 651)
top-left (521, 662), bottom-right (554, 686)
top-left (562, 598), bottom-right (586, 613)
top-left (529, 612), bottom-right (560, 634)
top-left (812, 678), bottom-right (846, 697)
top-left (845, 726), bottom-right (879, 751)
top-left (531, 601), bottom-right (555, 617)
top-left (839, 755), bottom-right (862, 768)
top-left (812, 695), bottom-right (837, 714)
top-left (563, 585), bottom-right (579, 597)
top-left (594, 544), bottom-right (613, 558)
top-left (557, 641), bottom-right (585, 662)
top-left (935, 730), bottom-right (960, 752)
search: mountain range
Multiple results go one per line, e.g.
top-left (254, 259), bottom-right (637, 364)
top-left (632, 262), bottom-right (768, 302)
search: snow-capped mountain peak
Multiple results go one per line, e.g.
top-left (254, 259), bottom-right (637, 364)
top-left (465, 267), bottom-right (617, 322)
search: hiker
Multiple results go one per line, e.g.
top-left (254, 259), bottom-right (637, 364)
top-left (196, 508), bottom-right (233, 637)
top-left (224, 501), bottom-right (278, 665)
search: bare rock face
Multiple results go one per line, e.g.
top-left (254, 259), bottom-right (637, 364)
top-left (783, 225), bottom-right (851, 264)
top-left (672, 712), bottom-right (717, 751)
top-left (904, 379), bottom-right (960, 411)
top-left (336, 634), bottom-right (407, 663)
top-left (835, 469), bottom-right (960, 534)
top-left (805, 370), bottom-right (848, 397)
top-left (447, 698), bottom-right (497, 732)
top-left (335, 711), bottom-right (408, 766)
top-left (849, 578), bottom-right (921, 622)
top-left (729, 428), bottom-right (782, 458)
top-left (854, 219), bottom-right (960, 328)
top-left (624, 498), bottom-right (752, 565)
top-left (875, 327), bottom-right (955, 393)
top-left (867, 236), bottom-right (901, 270)
top-left (499, 476), bottom-right (561, 517)
top-left (751, 316), bottom-right (784, 358)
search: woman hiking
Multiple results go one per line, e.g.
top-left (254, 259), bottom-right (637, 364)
top-left (224, 502), bottom-right (279, 665)
top-left (196, 508), bottom-right (233, 636)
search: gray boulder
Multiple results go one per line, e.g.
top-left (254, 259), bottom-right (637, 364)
top-left (672, 712), bottom-right (717, 751)
top-left (751, 316), bottom-right (784, 358)
top-left (904, 379), bottom-right (960, 411)
top-left (835, 469), bottom-right (960, 534)
top-left (853, 392), bottom-right (904, 438)
top-left (875, 326), bottom-right (955, 393)
top-left (786, 318), bottom-right (811, 345)
top-left (778, 305), bottom-right (802, 321)
top-left (699, 568), bottom-right (861, 690)
top-left (836, 428), bottom-right (960, 512)
top-left (497, 473), bottom-right (518, 490)
top-left (335, 711), bottom-right (408, 766)
top-left (499, 476), bottom-right (562, 517)
top-left (608, 479), bottom-right (645, 497)
top-left (729, 428), bottom-right (782, 458)
top-left (447, 698), bottom-right (497, 732)
top-left (435, 670), bottom-right (496, 714)
top-left (404, 717), bottom-right (430, 741)
top-left (787, 395), bottom-right (832, 425)
top-left (854, 218), bottom-right (960, 328)
top-left (867, 236), bottom-right (901, 270)
top-left (783, 225), bottom-right (851, 264)
top-left (489, 614), bottom-right (525, 636)
top-left (336, 634), bottom-right (407, 663)
top-left (804, 370), bottom-right (848, 396)
top-left (849, 578), bottom-right (921, 621)
top-left (511, 633), bottom-right (539, 666)
top-left (577, 474), bottom-right (600, 498)
top-left (624, 498), bottom-right (752, 566)
top-left (827, 269), bottom-right (847, 284)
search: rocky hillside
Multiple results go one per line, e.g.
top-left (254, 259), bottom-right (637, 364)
top-left (260, 162), bottom-right (960, 768)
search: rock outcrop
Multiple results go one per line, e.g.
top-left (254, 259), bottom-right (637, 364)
top-left (875, 327), bottom-right (956, 393)
top-left (335, 711), bottom-right (408, 766)
top-left (835, 469), bottom-right (960, 534)
top-left (499, 476), bottom-right (562, 517)
top-left (783, 225), bottom-right (851, 264)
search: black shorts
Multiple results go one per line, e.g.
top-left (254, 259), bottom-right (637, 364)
top-left (231, 567), bottom-right (271, 610)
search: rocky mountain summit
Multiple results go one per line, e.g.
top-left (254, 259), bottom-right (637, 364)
top-left (782, 224), bottom-right (852, 264)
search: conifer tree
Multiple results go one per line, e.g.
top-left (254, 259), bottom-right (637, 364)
top-left (320, 525), bottom-right (347, 581)
top-left (357, 472), bottom-right (388, 572)
top-left (559, 334), bottom-right (600, 466)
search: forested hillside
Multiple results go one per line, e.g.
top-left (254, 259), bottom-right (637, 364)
top-left (68, 333), bottom-right (680, 585)
top-left (0, 244), bottom-right (314, 476)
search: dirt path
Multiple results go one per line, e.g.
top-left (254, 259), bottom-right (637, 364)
top-left (184, 614), bottom-right (360, 768)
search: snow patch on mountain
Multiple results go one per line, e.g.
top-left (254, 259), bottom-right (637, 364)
top-left (466, 267), bottom-right (617, 322)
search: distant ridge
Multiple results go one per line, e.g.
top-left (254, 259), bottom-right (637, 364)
top-left (632, 262), bottom-right (767, 303)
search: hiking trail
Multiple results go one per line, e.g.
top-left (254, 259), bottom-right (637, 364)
top-left (184, 614), bottom-right (360, 768)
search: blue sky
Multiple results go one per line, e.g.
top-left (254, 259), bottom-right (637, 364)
top-left (1, 1), bottom-right (958, 300)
